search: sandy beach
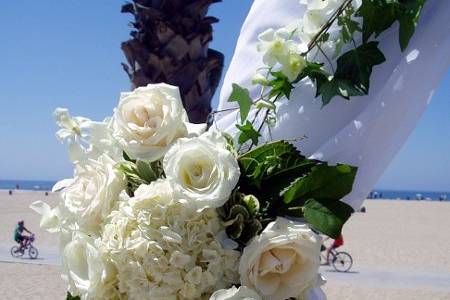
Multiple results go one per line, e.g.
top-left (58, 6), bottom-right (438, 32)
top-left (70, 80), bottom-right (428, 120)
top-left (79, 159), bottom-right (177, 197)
top-left (1, 190), bottom-right (449, 299)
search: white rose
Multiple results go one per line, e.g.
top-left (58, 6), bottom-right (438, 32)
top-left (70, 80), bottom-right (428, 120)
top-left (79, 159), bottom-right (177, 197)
top-left (59, 154), bottom-right (125, 232)
top-left (239, 217), bottom-right (322, 300)
top-left (210, 286), bottom-right (262, 300)
top-left (62, 233), bottom-right (105, 299)
top-left (62, 233), bottom-right (121, 300)
top-left (163, 130), bottom-right (240, 210)
top-left (111, 83), bottom-right (204, 161)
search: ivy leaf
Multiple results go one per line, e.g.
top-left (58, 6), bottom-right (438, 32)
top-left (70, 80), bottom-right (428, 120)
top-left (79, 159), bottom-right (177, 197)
top-left (357, 0), bottom-right (398, 43)
top-left (239, 141), bottom-right (316, 188)
top-left (67, 292), bottom-right (81, 300)
top-left (283, 164), bottom-right (357, 204)
top-left (295, 62), bottom-right (329, 84)
top-left (269, 71), bottom-right (294, 100)
top-left (228, 84), bottom-right (252, 123)
top-left (311, 42), bottom-right (386, 105)
top-left (357, 0), bottom-right (426, 51)
top-left (398, 0), bottom-right (426, 51)
top-left (236, 121), bottom-right (261, 145)
top-left (303, 198), bottom-right (354, 238)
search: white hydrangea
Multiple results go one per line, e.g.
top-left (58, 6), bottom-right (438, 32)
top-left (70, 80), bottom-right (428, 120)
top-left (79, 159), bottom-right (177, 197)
top-left (101, 180), bottom-right (241, 300)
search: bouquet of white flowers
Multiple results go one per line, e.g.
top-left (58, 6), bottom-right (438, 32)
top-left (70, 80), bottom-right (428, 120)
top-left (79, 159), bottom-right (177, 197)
top-left (32, 0), bottom-right (427, 299)
top-left (32, 82), bottom-right (356, 300)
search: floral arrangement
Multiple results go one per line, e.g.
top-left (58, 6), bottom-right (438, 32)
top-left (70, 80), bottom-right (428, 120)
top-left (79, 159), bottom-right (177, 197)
top-left (32, 0), bottom-right (426, 299)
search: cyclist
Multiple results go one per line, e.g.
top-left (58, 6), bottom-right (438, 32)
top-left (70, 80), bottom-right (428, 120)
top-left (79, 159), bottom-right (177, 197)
top-left (325, 234), bottom-right (344, 264)
top-left (13, 220), bottom-right (33, 250)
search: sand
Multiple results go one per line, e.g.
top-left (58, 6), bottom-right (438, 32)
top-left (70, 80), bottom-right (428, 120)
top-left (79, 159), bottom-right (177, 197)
top-left (1, 190), bottom-right (450, 299)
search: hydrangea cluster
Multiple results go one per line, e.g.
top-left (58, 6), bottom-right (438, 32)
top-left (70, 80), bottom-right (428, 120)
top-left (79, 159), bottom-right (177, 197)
top-left (103, 181), bottom-right (240, 300)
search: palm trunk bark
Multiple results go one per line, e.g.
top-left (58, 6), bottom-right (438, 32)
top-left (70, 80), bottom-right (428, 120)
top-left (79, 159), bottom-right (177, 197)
top-left (121, 0), bottom-right (224, 124)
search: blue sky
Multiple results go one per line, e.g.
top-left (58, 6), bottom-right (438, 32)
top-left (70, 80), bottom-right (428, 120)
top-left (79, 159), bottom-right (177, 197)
top-left (0, 1), bottom-right (448, 192)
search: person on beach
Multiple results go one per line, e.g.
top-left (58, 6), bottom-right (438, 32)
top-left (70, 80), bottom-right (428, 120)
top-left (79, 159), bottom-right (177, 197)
top-left (13, 220), bottom-right (33, 249)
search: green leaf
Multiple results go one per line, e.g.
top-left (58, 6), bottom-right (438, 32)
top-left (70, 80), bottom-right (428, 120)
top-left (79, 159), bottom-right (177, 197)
top-left (283, 164), bottom-right (358, 204)
top-left (136, 160), bottom-right (158, 183)
top-left (398, 0), bottom-right (426, 51)
top-left (67, 292), bottom-right (81, 300)
top-left (295, 62), bottom-right (328, 84)
top-left (337, 5), bottom-right (362, 43)
top-left (238, 141), bottom-right (322, 209)
top-left (236, 121), bottom-right (261, 145)
top-left (357, 0), bottom-right (398, 43)
top-left (269, 71), bottom-right (295, 100)
top-left (312, 42), bottom-right (386, 105)
top-left (357, 0), bottom-right (426, 51)
top-left (228, 84), bottom-right (253, 123)
top-left (123, 151), bottom-right (136, 163)
top-left (303, 198), bottom-right (354, 238)
top-left (118, 160), bottom-right (164, 196)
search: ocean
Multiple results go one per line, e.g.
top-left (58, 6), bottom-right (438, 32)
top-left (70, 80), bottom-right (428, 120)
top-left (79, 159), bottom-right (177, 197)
top-left (369, 189), bottom-right (449, 201)
top-left (0, 180), bottom-right (448, 201)
top-left (0, 180), bottom-right (56, 191)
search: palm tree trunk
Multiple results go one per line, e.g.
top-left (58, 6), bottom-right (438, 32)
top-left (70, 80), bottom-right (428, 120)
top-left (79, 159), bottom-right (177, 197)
top-left (121, 0), bottom-right (224, 124)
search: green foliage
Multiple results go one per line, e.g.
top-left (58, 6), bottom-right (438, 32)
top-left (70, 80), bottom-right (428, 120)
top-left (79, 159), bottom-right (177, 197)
top-left (228, 83), bottom-right (253, 123)
top-left (239, 141), bottom-right (318, 190)
top-left (237, 141), bottom-right (356, 238)
top-left (223, 132), bottom-right (238, 156)
top-left (303, 198), bottom-right (354, 238)
top-left (306, 42), bottom-right (385, 105)
top-left (67, 292), bottom-right (80, 300)
top-left (218, 190), bottom-right (263, 247)
top-left (269, 71), bottom-right (295, 100)
top-left (118, 160), bottom-right (164, 196)
top-left (337, 5), bottom-right (362, 44)
top-left (282, 164), bottom-right (357, 204)
top-left (357, 0), bottom-right (426, 51)
top-left (236, 121), bottom-right (261, 145)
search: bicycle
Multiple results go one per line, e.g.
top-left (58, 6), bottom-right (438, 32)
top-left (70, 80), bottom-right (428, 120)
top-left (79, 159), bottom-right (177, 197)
top-left (320, 246), bottom-right (353, 272)
top-left (10, 234), bottom-right (39, 259)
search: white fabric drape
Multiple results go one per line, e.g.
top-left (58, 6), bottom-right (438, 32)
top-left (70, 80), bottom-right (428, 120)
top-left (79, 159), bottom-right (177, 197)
top-left (216, 0), bottom-right (450, 211)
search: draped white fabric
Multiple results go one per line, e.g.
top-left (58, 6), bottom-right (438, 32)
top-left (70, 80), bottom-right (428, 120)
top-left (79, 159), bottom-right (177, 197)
top-left (216, 0), bottom-right (450, 212)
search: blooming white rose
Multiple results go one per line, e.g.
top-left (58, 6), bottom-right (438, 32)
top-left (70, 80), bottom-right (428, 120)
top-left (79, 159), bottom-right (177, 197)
top-left (239, 217), bottom-right (322, 300)
top-left (210, 286), bottom-right (262, 300)
top-left (58, 154), bottom-right (125, 232)
top-left (163, 130), bottom-right (240, 210)
top-left (111, 83), bottom-right (204, 161)
top-left (62, 233), bottom-right (119, 300)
